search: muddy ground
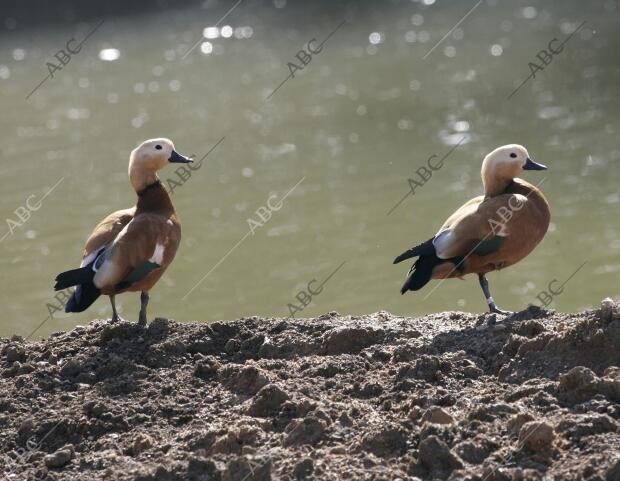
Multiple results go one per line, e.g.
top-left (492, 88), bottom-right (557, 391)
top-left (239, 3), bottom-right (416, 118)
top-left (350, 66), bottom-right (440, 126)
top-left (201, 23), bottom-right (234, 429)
top-left (1, 300), bottom-right (620, 481)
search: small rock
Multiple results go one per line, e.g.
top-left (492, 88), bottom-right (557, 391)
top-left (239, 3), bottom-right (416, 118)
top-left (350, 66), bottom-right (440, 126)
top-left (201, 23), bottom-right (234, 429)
top-left (210, 425), bottom-right (260, 455)
top-left (75, 371), bottom-right (96, 384)
top-left (283, 417), bottom-right (326, 447)
top-left (194, 357), bottom-right (221, 380)
top-left (338, 412), bottom-right (353, 427)
top-left (421, 406), bottom-right (454, 425)
top-left (558, 366), bottom-right (600, 404)
top-left (518, 421), bottom-right (555, 452)
top-left (60, 359), bottom-right (82, 378)
top-left (322, 326), bottom-right (383, 355)
top-left (84, 401), bottom-right (109, 418)
top-left (413, 355), bottom-right (442, 382)
top-left (187, 337), bottom-right (215, 355)
top-left (601, 367), bottom-right (620, 403)
top-left (247, 384), bottom-right (289, 417)
top-left (4, 345), bottom-right (26, 363)
top-left (601, 298), bottom-right (617, 322)
top-left (480, 465), bottom-right (513, 481)
top-left (417, 435), bottom-right (463, 478)
top-left (556, 413), bottom-right (617, 438)
top-left (225, 339), bottom-right (241, 354)
top-left (44, 445), bottom-right (74, 468)
top-left (18, 362), bottom-right (36, 375)
top-left (186, 457), bottom-right (220, 481)
top-left (147, 317), bottom-right (170, 337)
top-left (606, 458), bottom-right (620, 481)
top-left (502, 334), bottom-right (528, 357)
top-left (469, 403), bottom-right (518, 422)
top-left (516, 319), bottom-right (546, 337)
top-left (223, 364), bottom-right (268, 395)
top-left (358, 382), bottom-right (383, 398)
top-left (462, 364), bottom-right (483, 379)
top-left (17, 418), bottom-right (35, 438)
top-left (223, 456), bottom-right (271, 481)
top-left (409, 406), bottom-right (422, 421)
top-left (130, 433), bottom-right (154, 456)
top-left (360, 425), bottom-right (408, 457)
top-left (507, 412), bottom-right (535, 434)
top-left (293, 457), bottom-right (314, 479)
top-left (516, 334), bottom-right (552, 356)
top-left (454, 440), bottom-right (490, 465)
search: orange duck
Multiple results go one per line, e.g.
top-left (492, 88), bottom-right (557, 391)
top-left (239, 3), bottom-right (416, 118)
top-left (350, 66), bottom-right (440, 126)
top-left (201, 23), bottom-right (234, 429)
top-left (54, 138), bottom-right (192, 325)
top-left (394, 144), bottom-right (550, 314)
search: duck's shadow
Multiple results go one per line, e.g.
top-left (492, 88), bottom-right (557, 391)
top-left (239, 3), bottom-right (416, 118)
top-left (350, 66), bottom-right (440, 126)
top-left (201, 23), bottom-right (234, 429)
top-left (418, 305), bottom-right (555, 372)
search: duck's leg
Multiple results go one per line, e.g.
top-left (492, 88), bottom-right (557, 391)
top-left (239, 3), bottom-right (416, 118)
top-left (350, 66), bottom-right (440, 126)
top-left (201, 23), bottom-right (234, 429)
top-left (478, 274), bottom-right (512, 315)
top-left (110, 295), bottom-right (120, 323)
top-left (138, 291), bottom-right (149, 326)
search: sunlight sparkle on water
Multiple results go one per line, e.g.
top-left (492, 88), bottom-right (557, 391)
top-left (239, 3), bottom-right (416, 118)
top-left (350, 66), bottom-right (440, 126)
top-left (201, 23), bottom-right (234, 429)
top-left (98, 48), bottom-right (120, 61)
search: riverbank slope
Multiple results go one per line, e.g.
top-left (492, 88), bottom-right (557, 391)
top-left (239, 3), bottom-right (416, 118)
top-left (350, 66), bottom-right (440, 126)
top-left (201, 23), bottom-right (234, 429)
top-left (1, 301), bottom-right (620, 480)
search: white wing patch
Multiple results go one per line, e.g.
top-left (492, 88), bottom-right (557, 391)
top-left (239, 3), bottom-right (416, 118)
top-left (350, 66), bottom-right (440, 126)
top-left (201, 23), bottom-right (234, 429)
top-left (433, 230), bottom-right (454, 260)
top-left (93, 260), bottom-right (120, 289)
top-left (91, 223), bottom-right (131, 288)
top-left (81, 248), bottom-right (101, 267)
top-left (81, 246), bottom-right (108, 273)
top-left (150, 243), bottom-right (165, 265)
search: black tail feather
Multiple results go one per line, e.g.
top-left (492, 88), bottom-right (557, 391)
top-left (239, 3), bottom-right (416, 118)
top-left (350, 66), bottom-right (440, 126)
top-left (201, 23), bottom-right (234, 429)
top-left (65, 283), bottom-right (101, 313)
top-left (393, 238), bottom-right (436, 264)
top-left (400, 255), bottom-right (443, 294)
top-left (54, 266), bottom-right (95, 290)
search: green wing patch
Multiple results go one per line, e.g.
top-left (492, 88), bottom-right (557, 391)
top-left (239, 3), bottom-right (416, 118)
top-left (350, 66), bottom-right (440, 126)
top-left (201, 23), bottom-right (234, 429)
top-left (474, 235), bottom-right (505, 256)
top-left (115, 261), bottom-right (160, 289)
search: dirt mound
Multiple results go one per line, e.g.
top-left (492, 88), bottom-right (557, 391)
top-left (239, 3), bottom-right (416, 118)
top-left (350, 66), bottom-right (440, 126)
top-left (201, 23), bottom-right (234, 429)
top-left (1, 301), bottom-right (619, 480)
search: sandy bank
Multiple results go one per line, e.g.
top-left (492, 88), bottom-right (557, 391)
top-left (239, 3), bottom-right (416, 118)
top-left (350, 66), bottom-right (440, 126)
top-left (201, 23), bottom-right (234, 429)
top-left (1, 301), bottom-right (620, 480)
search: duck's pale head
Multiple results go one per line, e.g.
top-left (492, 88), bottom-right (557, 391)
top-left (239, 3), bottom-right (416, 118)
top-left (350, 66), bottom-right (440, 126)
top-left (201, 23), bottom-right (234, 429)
top-left (481, 144), bottom-right (547, 196)
top-left (129, 138), bottom-right (192, 192)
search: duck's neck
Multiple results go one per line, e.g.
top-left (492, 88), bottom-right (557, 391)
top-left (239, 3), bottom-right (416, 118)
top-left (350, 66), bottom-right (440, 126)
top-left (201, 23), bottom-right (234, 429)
top-left (129, 166), bottom-right (159, 194)
top-left (135, 180), bottom-right (175, 216)
top-left (483, 175), bottom-right (514, 198)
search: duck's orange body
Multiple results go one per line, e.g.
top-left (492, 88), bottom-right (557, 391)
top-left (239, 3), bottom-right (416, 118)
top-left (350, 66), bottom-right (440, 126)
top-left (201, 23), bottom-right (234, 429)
top-left (54, 138), bottom-right (192, 325)
top-left (394, 144), bottom-right (550, 314)
top-left (85, 187), bottom-right (181, 297)
top-left (432, 179), bottom-right (550, 279)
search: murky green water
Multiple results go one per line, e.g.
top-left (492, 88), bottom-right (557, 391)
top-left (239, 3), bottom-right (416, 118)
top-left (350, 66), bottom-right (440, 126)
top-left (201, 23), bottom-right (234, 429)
top-left (1, 0), bottom-right (619, 338)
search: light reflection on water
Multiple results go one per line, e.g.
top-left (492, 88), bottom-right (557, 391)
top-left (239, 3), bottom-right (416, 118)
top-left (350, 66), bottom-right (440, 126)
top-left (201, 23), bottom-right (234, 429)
top-left (0, 0), bottom-right (619, 338)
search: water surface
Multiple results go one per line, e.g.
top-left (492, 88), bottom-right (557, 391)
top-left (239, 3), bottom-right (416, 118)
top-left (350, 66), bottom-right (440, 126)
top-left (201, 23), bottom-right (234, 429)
top-left (1, 0), bottom-right (619, 338)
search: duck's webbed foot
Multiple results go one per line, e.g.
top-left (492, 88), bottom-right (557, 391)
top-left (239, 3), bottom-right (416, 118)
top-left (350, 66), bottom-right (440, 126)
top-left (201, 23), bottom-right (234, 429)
top-left (489, 305), bottom-right (513, 316)
top-left (478, 274), bottom-right (512, 316)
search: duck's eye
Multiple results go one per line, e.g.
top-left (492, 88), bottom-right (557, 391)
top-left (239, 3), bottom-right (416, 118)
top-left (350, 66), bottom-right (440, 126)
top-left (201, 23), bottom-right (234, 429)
top-left (510, 152), bottom-right (517, 158)
top-left (155, 145), bottom-right (162, 150)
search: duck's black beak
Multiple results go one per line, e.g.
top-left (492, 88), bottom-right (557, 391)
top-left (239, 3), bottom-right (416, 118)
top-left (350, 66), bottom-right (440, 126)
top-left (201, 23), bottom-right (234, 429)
top-left (169, 150), bottom-right (193, 163)
top-left (523, 157), bottom-right (547, 171)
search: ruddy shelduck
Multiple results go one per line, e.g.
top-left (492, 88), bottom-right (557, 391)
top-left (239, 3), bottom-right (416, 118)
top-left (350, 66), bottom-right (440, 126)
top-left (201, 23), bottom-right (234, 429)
top-left (394, 144), bottom-right (550, 314)
top-left (54, 138), bottom-right (193, 325)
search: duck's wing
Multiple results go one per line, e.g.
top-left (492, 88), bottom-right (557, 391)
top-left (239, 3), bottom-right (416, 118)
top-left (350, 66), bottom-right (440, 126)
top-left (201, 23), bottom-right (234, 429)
top-left (433, 193), bottom-right (528, 259)
top-left (81, 207), bottom-right (136, 266)
top-left (53, 207), bottom-right (136, 295)
top-left (92, 213), bottom-right (179, 291)
top-left (393, 196), bottom-right (486, 265)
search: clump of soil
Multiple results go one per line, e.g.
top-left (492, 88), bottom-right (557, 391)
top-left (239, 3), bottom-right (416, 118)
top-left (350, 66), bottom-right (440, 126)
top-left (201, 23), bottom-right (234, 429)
top-left (1, 300), bottom-right (620, 480)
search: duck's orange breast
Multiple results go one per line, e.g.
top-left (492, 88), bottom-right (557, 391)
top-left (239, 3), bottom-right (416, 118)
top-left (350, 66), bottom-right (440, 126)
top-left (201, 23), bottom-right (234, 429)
top-left (434, 179), bottom-right (550, 279)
